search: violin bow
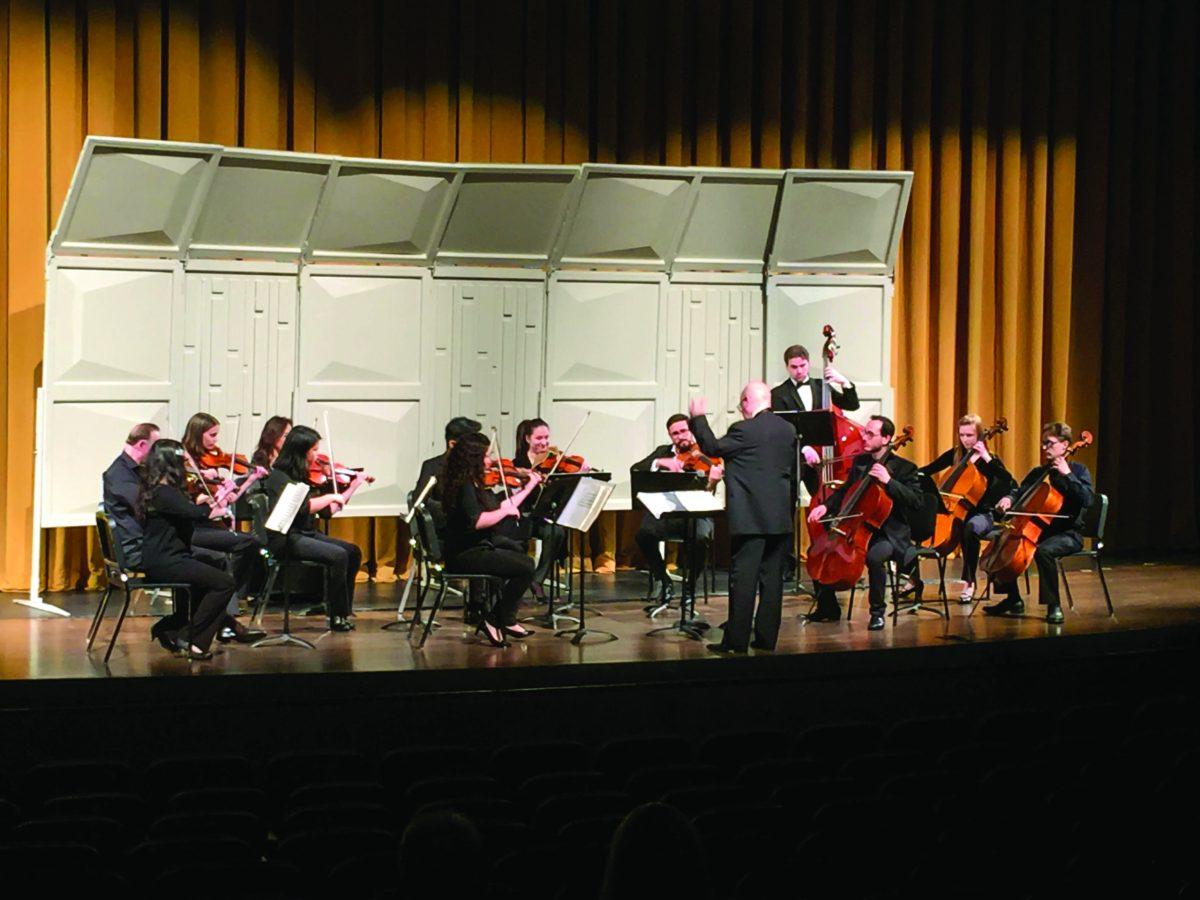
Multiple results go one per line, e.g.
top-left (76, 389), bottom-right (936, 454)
top-left (489, 426), bottom-right (514, 502)
top-left (228, 415), bottom-right (242, 477)
top-left (184, 450), bottom-right (232, 530)
top-left (542, 411), bottom-right (591, 480)
top-left (322, 411), bottom-right (342, 501)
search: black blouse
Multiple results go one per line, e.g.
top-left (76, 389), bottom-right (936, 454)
top-left (919, 447), bottom-right (1016, 513)
top-left (445, 480), bottom-right (502, 559)
top-left (141, 484), bottom-right (211, 570)
top-left (261, 468), bottom-right (315, 534)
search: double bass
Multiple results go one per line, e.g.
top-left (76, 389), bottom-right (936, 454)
top-left (813, 325), bottom-right (866, 501)
top-left (926, 417), bottom-right (1010, 555)
top-left (980, 431), bottom-right (1094, 584)
top-left (806, 426), bottom-right (915, 591)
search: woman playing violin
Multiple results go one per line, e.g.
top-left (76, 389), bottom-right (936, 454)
top-left (251, 416), bottom-right (292, 469)
top-left (983, 422), bottom-right (1094, 624)
top-left (919, 414), bottom-right (1016, 603)
top-left (443, 432), bottom-right (544, 646)
top-left (513, 418), bottom-right (579, 598)
top-left (261, 425), bottom-right (369, 632)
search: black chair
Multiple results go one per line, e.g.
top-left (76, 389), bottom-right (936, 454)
top-left (1057, 492), bottom-right (1114, 615)
top-left (408, 505), bottom-right (505, 649)
top-left (245, 492), bottom-right (327, 649)
top-left (90, 510), bottom-right (191, 664)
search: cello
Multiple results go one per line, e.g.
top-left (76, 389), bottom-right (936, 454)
top-left (980, 431), bottom-right (1094, 584)
top-left (926, 417), bottom-right (1009, 555)
top-left (806, 425), bottom-right (915, 591)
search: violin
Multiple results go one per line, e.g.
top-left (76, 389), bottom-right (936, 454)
top-left (806, 425), bottom-right (915, 591)
top-left (197, 448), bottom-right (255, 478)
top-left (675, 446), bottom-right (722, 475)
top-left (533, 447), bottom-right (587, 476)
top-left (980, 431), bottom-right (1094, 584)
top-left (482, 457), bottom-right (531, 489)
top-left (307, 452), bottom-right (375, 492)
top-left (926, 417), bottom-right (1010, 555)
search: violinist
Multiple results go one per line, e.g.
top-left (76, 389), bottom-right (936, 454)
top-left (250, 416), bottom-right (292, 469)
top-left (137, 440), bottom-right (240, 659)
top-left (631, 414), bottom-right (724, 606)
top-left (413, 416), bottom-right (482, 531)
top-left (442, 432), bottom-right (543, 646)
top-left (514, 418), bottom-right (578, 597)
top-left (688, 382), bottom-right (795, 654)
top-left (918, 414), bottom-right (1016, 603)
top-left (261, 425), bottom-right (368, 632)
top-left (806, 415), bottom-right (923, 631)
top-left (983, 422), bottom-right (1094, 624)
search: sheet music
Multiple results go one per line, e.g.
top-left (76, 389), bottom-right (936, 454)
top-left (637, 490), bottom-right (724, 519)
top-left (556, 477), bottom-right (615, 532)
top-left (266, 481), bottom-right (309, 533)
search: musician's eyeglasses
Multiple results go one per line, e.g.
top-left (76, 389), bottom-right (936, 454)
top-left (1041, 438), bottom-right (1064, 447)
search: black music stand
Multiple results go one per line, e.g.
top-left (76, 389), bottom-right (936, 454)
top-left (776, 409), bottom-right (840, 588)
top-left (550, 473), bottom-right (617, 646)
top-left (521, 473), bottom-right (587, 629)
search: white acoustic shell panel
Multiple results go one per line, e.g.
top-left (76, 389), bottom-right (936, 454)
top-left (674, 173), bottom-right (783, 272)
top-left (766, 275), bottom-right (894, 422)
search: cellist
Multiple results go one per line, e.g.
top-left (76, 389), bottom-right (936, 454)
top-left (983, 422), bottom-right (1094, 624)
top-left (806, 415), bottom-right (924, 630)
top-left (918, 414), bottom-right (1016, 603)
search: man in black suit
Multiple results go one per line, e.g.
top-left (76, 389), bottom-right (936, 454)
top-left (806, 415), bottom-right (923, 630)
top-left (413, 416), bottom-right (482, 530)
top-left (984, 421), bottom-right (1094, 624)
top-left (689, 382), bottom-right (796, 654)
top-left (770, 342), bottom-right (860, 499)
top-left (101, 422), bottom-right (160, 569)
top-left (631, 413), bottom-right (723, 606)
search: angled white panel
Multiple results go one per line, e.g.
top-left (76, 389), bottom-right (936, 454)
top-left (674, 171), bottom-right (784, 272)
top-left (554, 165), bottom-right (694, 271)
top-left (189, 151), bottom-right (332, 258)
top-left (436, 167), bottom-right (579, 267)
top-left (765, 275), bottom-right (894, 421)
top-left (307, 160), bottom-right (458, 263)
top-left (543, 399), bottom-right (658, 508)
top-left (770, 170), bottom-right (913, 275)
top-left (297, 268), bottom-right (436, 515)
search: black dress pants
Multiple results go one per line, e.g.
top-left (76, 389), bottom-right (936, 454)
top-left (635, 514), bottom-right (713, 588)
top-left (997, 531), bottom-right (1082, 607)
top-left (144, 556), bottom-right (236, 651)
top-left (448, 547), bottom-right (535, 626)
top-left (814, 533), bottom-right (916, 617)
top-left (190, 526), bottom-right (260, 614)
top-left (725, 533), bottom-right (789, 651)
top-left (286, 532), bottom-right (362, 617)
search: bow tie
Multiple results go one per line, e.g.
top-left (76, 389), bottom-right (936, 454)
top-left (794, 379), bottom-right (811, 388)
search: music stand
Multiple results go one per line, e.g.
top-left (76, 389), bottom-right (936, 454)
top-left (522, 472), bottom-right (604, 629)
top-left (550, 473), bottom-right (618, 646)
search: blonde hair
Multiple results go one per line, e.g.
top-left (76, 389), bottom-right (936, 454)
top-left (956, 414), bottom-right (984, 460)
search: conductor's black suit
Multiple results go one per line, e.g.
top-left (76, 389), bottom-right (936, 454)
top-left (690, 409), bottom-right (795, 651)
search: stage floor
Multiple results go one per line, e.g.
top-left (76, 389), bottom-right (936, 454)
top-left (1, 559), bottom-right (1196, 683)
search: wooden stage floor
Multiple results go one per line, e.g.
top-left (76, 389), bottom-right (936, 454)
top-left (1, 559), bottom-right (1196, 684)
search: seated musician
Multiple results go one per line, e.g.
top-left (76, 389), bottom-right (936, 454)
top-left (181, 412), bottom-right (264, 642)
top-left (631, 414), bottom-right (724, 606)
top-left (984, 422), bottom-right (1094, 624)
top-left (102, 422), bottom-right (160, 571)
top-left (514, 417), bottom-right (585, 599)
top-left (806, 415), bottom-right (924, 631)
top-left (413, 416), bottom-right (482, 531)
top-left (919, 414), bottom-right (1016, 602)
top-left (770, 343), bottom-right (860, 497)
top-left (137, 440), bottom-right (240, 659)
top-left (250, 416), bottom-right (292, 469)
top-left (442, 432), bottom-right (543, 646)
top-left (261, 425), bottom-right (368, 632)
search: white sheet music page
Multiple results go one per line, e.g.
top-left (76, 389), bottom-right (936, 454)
top-left (266, 481), bottom-right (310, 533)
top-left (557, 478), bottom-right (615, 531)
top-left (638, 490), bottom-right (723, 519)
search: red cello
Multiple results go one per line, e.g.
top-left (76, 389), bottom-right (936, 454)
top-left (980, 431), bottom-right (1094, 584)
top-left (806, 425), bottom-right (915, 591)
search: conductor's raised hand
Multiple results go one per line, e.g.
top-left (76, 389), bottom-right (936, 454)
top-left (688, 395), bottom-right (708, 418)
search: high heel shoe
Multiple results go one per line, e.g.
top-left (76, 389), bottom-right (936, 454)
top-left (502, 624), bottom-right (534, 639)
top-left (477, 620), bottom-right (509, 648)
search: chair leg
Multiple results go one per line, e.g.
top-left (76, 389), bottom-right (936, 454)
top-left (937, 556), bottom-right (949, 618)
top-left (252, 564), bottom-right (281, 627)
top-left (418, 578), bottom-right (449, 649)
top-left (1058, 560), bottom-right (1075, 611)
top-left (1095, 556), bottom-right (1114, 616)
top-left (1023, 567), bottom-right (1031, 596)
top-left (103, 587), bottom-right (136, 665)
top-left (87, 586), bottom-right (113, 649)
top-left (848, 586), bottom-right (856, 620)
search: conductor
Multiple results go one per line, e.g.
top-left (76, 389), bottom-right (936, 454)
top-left (689, 381), bottom-right (796, 654)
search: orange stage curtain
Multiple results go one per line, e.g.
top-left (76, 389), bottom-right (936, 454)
top-left (0, 0), bottom-right (1195, 591)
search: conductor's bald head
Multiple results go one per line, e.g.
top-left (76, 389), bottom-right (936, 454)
top-left (739, 381), bottom-right (772, 419)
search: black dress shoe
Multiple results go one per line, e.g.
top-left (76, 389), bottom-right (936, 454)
top-left (330, 616), bottom-right (355, 632)
top-left (868, 614), bottom-right (885, 631)
top-left (750, 640), bottom-right (775, 651)
top-left (1046, 605), bottom-right (1064, 624)
top-left (804, 607), bottom-right (841, 623)
top-left (502, 624), bottom-right (534, 639)
top-left (706, 642), bottom-right (746, 655)
top-left (154, 631), bottom-right (182, 655)
top-left (305, 604), bottom-right (328, 617)
top-left (983, 597), bottom-right (1025, 617)
top-left (216, 626), bottom-right (238, 644)
top-left (477, 621), bottom-right (509, 648)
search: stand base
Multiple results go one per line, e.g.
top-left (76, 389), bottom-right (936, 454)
top-left (252, 632), bottom-right (315, 650)
top-left (554, 625), bottom-right (618, 646)
top-left (525, 608), bottom-right (579, 629)
top-left (13, 597), bottom-right (70, 617)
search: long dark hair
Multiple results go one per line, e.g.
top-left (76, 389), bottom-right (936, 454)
top-left (515, 417), bottom-right (548, 460)
top-left (135, 439), bottom-right (187, 520)
top-left (273, 424), bottom-right (320, 483)
top-left (442, 431), bottom-right (489, 517)
top-left (252, 415), bottom-right (292, 468)
top-left (182, 412), bottom-right (219, 460)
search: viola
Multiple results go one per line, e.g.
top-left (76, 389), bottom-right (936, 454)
top-left (980, 431), bottom-right (1094, 584)
top-left (806, 426), bottom-right (915, 591)
top-left (926, 417), bottom-right (1010, 555)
